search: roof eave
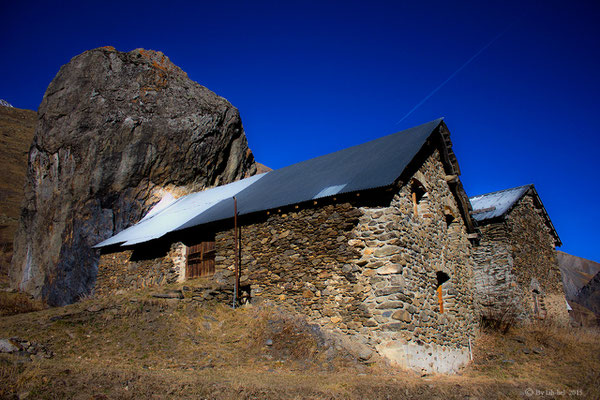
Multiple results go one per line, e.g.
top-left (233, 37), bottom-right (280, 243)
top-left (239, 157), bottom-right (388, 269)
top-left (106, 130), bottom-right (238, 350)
top-left (436, 121), bottom-right (476, 233)
top-left (527, 186), bottom-right (562, 247)
top-left (472, 184), bottom-right (562, 247)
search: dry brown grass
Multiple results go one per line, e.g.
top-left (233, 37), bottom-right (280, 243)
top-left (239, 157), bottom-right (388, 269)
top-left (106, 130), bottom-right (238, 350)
top-left (0, 288), bottom-right (598, 399)
top-left (0, 291), bottom-right (46, 316)
top-left (469, 320), bottom-right (600, 398)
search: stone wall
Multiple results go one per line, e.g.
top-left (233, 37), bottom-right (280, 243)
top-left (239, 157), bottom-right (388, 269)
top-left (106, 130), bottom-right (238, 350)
top-left (355, 150), bottom-right (476, 373)
top-left (505, 195), bottom-right (569, 323)
top-left (473, 194), bottom-right (569, 324)
top-left (215, 149), bottom-right (477, 373)
top-left (216, 202), bottom-right (364, 325)
top-left (95, 242), bottom-right (185, 296)
top-left (95, 149), bottom-right (478, 373)
top-left (472, 222), bottom-right (523, 320)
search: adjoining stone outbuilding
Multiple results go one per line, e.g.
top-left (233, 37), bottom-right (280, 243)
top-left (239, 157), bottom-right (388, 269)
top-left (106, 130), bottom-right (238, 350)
top-left (470, 185), bottom-right (569, 325)
top-left (95, 118), bottom-right (479, 373)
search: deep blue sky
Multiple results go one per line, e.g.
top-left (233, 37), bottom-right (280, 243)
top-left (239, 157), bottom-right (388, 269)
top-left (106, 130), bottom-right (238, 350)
top-left (2, 1), bottom-right (599, 262)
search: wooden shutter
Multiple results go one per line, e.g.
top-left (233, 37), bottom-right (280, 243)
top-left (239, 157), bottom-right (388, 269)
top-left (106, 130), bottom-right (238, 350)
top-left (186, 240), bottom-right (215, 279)
top-left (437, 285), bottom-right (444, 313)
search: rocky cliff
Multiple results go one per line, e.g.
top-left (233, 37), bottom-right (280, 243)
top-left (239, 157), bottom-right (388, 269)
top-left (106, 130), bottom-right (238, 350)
top-left (0, 106), bottom-right (36, 283)
top-left (557, 251), bottom-right (600, 325)
top-left (575, 271), bottom-right (600, 317)
top-left (557, 250), bottom-right (600, 302)
top-left (11, 47), bottom-right (256, 305)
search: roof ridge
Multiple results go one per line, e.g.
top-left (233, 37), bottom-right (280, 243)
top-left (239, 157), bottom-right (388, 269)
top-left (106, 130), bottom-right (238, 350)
top-left (469, 183), bottom-right (533, 200)
top-left (275, 118), bottom-right (445, 170)
top-left (95, 117), bottom-right (454, 248)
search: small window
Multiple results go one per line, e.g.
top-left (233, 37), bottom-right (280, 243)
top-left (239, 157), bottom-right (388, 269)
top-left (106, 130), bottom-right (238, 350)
top-left (444, 207), bottom-right (462, 243)
top-left (444, 206), bottom-right (455, 227)
top-left (531, 289), bottom-right (547, 319)
top-left (411, 179), bottom-right (430, 217)
top-left (530, 278), bottom-right (546, 319)
top-left (532, 290), bottom-right (541, 319)
top-left (436, 271), bottom-right (450, 313)
top-left (186, 236), bottom-right (216, 279)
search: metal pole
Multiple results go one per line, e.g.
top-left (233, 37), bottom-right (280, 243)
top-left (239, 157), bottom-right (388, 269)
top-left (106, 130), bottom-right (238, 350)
top-left (233, 196), bottom-right (239, 308)
top-left (468, 337), bottom-right (473, 361)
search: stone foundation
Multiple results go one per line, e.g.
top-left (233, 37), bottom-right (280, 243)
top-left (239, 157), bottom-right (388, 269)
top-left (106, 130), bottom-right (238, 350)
top-left (377, 340), bottom-right (471, 374)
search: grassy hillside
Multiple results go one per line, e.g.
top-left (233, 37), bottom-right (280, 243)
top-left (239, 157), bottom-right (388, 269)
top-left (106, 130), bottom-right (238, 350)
top-left (0, 284), bottom-right (598, 399)
top-left (0, 106), bottom-right (36, 284)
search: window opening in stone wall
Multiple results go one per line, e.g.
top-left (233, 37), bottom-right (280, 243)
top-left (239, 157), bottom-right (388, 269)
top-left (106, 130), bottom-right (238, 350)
top-left (186, 234), bottom-right (216, 279)
top-left (444, 207), bottom-right (462, 243)
top-left (436, 271), bottom-right (450, 313)
top-left (531, 288), bottom-right (547, 320)
top-left (530, 278), bottom-right (547, 320)
top-left (444, 207), bottom-right (455, 227)
top-left (411, 179), bottom-right (430, 217)
top-left (445, 213), bottom-right (455, 227)
top-left (532, 289), bottom-right (540, 318)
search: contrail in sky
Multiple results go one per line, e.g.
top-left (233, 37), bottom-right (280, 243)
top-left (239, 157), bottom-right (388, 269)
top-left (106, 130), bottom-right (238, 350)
top-left (396, 17), bottom-right (523, 125)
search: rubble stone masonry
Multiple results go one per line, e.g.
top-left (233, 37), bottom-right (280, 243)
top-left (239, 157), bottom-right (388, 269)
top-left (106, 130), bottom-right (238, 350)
top-left (96, 242), bottom-right (185, 297)
top-left (96, 149), bottom-right (478, 373)
top-left (215, 149), bottom-right (477, 373)
top-left (473, 194), bottom-right (569, 324)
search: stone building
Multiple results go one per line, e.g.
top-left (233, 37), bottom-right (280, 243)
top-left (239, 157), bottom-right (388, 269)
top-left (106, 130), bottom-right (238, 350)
top-left (470, 185), bottom-right (569, 324)
top-left (95, 118), bottom-right (479, 373)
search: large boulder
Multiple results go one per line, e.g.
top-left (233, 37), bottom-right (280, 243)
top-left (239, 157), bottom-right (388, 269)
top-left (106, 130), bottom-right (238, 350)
top-left (11, 47), bottom-right (256, 305)
top-left (0, 105), bottom-right (36, 282)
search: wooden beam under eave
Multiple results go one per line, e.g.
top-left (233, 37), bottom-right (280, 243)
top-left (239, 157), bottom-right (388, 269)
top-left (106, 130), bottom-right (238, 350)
top-left (444, 174), bottom-right (458, 182)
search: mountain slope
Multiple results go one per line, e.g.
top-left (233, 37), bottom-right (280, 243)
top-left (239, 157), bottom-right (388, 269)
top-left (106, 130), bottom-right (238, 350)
top-left (557, 251), bottom-right (600, 300)
top-left (557, 251), bottom-right (600, 325)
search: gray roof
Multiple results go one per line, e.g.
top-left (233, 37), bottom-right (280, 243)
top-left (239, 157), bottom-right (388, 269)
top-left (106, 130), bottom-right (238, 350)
top-left (94, 173), bottom-right (267, 247)
top-left (469, 185), bottom-right (532, 222)
top-left (96, 118), bottom-right (457, 248)
top-left (469, 184), bottom-right (561, 246)
top-left (176, 118), bottom-right (444, 231)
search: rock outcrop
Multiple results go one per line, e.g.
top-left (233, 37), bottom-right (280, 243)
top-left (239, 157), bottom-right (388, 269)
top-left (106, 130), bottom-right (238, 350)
top-left (11, 47), bottom-right (256, 305)
top-left (557, 250), bottom-right (600, 302)
top-left (0, 106), bottom-right (36, 283)
top-left (575, 271), bottom-right (600, 317)
top-left (556, 251), bottom-right (600, 326)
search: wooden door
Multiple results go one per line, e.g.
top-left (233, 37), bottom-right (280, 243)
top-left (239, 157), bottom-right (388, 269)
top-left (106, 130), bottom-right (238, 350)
top-left (186, 240), bottom-right (215, 279)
